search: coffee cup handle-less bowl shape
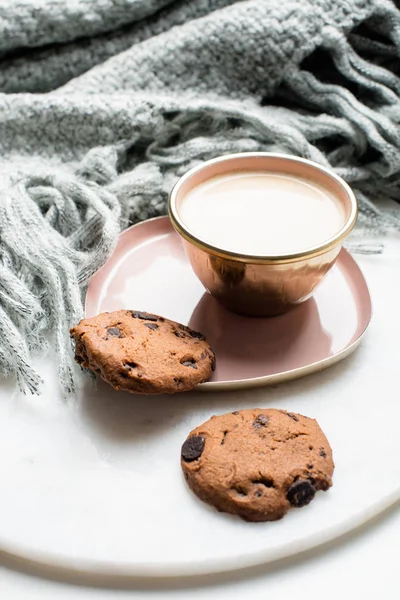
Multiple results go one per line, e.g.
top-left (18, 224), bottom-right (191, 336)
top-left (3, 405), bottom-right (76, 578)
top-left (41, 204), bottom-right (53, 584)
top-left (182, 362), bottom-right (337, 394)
top-left (169, 153), bottom-right (357, 317)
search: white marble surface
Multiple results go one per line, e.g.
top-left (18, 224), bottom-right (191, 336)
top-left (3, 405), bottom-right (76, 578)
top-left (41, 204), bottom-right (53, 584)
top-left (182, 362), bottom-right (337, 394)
top-left (1, 502), bottom-right (399, 599)
top-left (1, 232), bottom-right (400, 598)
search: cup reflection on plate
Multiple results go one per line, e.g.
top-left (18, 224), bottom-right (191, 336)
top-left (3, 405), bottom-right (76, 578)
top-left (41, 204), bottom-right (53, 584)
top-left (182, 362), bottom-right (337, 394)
top-left (188, 293), bottom-right (333, 381)
top-left (168, 153), bottom-right (358, 317)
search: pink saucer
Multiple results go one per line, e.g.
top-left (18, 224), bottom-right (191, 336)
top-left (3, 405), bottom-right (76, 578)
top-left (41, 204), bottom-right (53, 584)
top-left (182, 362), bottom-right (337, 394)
top-left (85, 217), bottom-right (372, 391)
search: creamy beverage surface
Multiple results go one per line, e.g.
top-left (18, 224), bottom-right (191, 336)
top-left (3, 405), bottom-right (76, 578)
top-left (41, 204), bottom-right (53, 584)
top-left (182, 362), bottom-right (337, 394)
top-left (179, 171), bottom-right (346, 255)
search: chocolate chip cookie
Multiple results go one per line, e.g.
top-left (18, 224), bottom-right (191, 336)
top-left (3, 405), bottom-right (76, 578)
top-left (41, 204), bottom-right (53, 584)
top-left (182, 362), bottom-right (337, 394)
top-left (70, 310), bottom-right (215, 394)
top-left (181, 408), bottom-right (334, 521)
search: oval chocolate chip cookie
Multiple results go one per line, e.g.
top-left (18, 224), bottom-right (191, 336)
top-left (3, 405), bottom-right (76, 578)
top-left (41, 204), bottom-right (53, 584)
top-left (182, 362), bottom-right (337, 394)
top-left (181, 408), bottom-right (334, 521)
top-left (70, 310), bottom-right (215, 394)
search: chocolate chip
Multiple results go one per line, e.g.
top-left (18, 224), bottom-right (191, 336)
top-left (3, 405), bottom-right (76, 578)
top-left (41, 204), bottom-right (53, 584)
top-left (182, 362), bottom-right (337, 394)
top-left (252, 477), bottom-right (274, 488)
top-left (173, 377), bottom-right (183, 385)
top-left (131, 311), bottom-right (158, 322)
top-left (144, 322), bottom-right (159, 331)
top-left (107, 327), bottom-right (123, 337)
top-left (319, 448), bottom-right (327, 458)
top-left (287, 412), bottom-right (299, 422)
top-left (181, 436), bottom-right (205, 462)
top-left (174, 330), bottom-right (186, 338)
top-left (190, 330), bottom-right (206, 341)
top-left (175, 325), bottom-right (190, 337)
top-left (232, 411), bottom-right (240, 415)
top-left (255, 490), bottom-right (263, 498)
top-left (181, 358), bottom-right (198, 369)
top-left (287, 479), bottom-right (316, 507)
top-left (253, 414), bottom-right (269, 428)
top-left (221, 431), bottom-right (228, 445)
top-left (124, 361), bottom-right (137, 369)
top-left (307, 464), bottom-right (313, 469)
top-left (210, 353), bottom-right (216, 371)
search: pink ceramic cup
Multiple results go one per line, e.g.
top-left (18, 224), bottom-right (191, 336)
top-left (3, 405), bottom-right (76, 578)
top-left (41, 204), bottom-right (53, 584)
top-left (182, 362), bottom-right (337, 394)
top-left (168, 153), bottom-right (357, 317)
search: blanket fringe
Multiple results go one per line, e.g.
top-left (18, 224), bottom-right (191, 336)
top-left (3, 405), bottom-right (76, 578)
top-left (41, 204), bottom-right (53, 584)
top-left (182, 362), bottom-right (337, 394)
top-left (0, 173), bottom-right (121, 394)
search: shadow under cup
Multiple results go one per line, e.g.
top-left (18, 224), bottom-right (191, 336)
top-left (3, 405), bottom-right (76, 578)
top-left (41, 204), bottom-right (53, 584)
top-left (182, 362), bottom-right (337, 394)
top-left (169, 153), bottom-right (358, 317)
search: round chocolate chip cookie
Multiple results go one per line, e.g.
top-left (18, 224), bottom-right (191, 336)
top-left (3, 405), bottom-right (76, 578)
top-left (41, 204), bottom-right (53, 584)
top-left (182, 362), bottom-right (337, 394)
top-left (70, 310), bottom-right (215, 394)
top-left (181, 408), bottom-right (334, 521)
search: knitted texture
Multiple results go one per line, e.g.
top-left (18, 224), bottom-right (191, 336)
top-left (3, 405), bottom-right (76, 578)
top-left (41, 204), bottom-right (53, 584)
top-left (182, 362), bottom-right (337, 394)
top-left (0, 0), bottom-right (400, 393)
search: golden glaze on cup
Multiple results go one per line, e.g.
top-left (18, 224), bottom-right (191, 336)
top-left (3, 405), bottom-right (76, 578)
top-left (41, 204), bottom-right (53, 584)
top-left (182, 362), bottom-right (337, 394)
top-left (168, 153), bottom-right (358, 317)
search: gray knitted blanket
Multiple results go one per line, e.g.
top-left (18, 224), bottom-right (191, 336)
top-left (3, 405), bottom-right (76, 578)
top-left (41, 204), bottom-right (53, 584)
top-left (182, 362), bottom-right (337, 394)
top-left (0, 0), bottom-right (400, 394)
